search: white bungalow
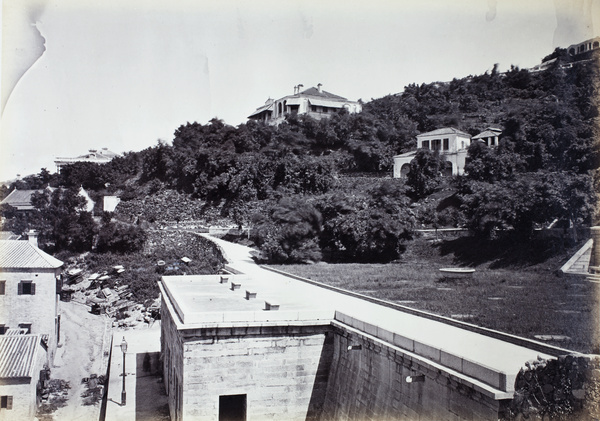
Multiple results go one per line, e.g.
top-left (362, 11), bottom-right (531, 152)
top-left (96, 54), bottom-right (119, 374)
top-left (393, 128), bottom-right (472, 178)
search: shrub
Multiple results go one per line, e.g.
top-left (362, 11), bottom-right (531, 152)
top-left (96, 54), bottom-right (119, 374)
top-left (96, 223), bottom-right (147, 253)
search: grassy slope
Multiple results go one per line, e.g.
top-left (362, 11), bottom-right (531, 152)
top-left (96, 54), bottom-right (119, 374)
top-left (272, 236), bottom-right (600, 354)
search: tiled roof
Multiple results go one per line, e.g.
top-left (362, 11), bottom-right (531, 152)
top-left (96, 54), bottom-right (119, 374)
top-left (1, 187), bottom-right (55, 211)
top-left (417, 127), bottom-right (471, 138)
top-left (1, 189), bottom-right (38, 210)
top-left (0, 240), bottom-right (63, 269)
top-left (299, 87), bottom-right (347, 100)
top-left (54, 148), bottom-right (121, 164)
top-left (248, 86), bottom-right (359, 119)
top-left (393, 151), bottom-right (417, 158)
top-left (94, 149), bottom-right (120, 159)
top-left (473, 130), bottom-right (502, 139)
top-left (308, 98), bottom-right (346, 108)
top-left (0, 334), bottom-right (40, 378)
top-left (248, 102), bottom-right (274, 118)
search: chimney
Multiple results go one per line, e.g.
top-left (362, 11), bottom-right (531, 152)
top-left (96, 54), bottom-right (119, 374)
top-left (27, 230), bottom-right (38, 247)
top-left (317, 83), bottom-right (322, 93)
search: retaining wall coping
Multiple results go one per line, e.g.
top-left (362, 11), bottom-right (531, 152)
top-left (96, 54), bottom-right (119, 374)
top-left (175, 309), bottom-right (334, 328)
top-left (159, 281), bottom-right (334, 332)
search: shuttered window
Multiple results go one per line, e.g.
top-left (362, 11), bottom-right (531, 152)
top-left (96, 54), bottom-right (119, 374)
top-left (0, 395), bottom-right (13, 410)
top-left (18, 281), bottom-right (35, 295)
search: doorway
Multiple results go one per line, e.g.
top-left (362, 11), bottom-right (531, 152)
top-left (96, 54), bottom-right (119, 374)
top-left (219, 394), bottom-right (247, 421)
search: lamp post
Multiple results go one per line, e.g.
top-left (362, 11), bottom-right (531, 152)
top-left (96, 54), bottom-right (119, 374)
top-left (120, 336), bottom-right (128, 405)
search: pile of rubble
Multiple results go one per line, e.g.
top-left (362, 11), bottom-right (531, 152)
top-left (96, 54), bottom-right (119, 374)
top-left (61, 265), bottom-right (160, 327)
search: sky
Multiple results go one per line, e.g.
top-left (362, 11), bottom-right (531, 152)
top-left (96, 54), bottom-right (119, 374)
top-left (1, 0), bottom-right (599, 181)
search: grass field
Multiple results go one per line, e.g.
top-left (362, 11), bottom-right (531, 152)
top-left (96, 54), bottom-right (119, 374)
top-left (271, 236), bottom-right (600, 354)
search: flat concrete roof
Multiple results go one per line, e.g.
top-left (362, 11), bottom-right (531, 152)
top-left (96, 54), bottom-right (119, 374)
top-left (160, 274), bottom-right (333, 326)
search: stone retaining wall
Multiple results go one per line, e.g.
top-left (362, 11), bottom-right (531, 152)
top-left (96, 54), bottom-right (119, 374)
top-left (322, 322), bottom-right (508, 421)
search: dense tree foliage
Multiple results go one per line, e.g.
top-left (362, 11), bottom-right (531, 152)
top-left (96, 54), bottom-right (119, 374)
top-left (1, 49), bottom-right (597, 260)
top-left (251, 197), bottom-right (323, 263)
top-left (318, 181), bottom-right (416, 262)
top-left (95, 212), bottom-right (147, 253)
top-left (249, 180), bottom-right (416, 263)
top-left (1, 187), bottom-right (98, 252)
top-left (459, 171), bottom-right (596, 240)
top-left (406, 149), bottom-right (446, 199)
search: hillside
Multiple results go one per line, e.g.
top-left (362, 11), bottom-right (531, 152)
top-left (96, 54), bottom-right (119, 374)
top-left (1, 47), bottom-right (598, 266)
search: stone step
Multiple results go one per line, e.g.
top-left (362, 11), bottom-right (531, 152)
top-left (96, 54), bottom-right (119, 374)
top-left (585, 275), bottom-right (600, 283)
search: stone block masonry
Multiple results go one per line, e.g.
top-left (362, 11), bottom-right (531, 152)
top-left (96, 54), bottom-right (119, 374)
top-left (322, 324), bottom-right (507, 421)
top-left (0, 267), bottom-right (61, 362)
top-left (560, 238), bottom-right (593, 274)
top-left (591, 226), bottom-right (600, 267)
top-left (179, 324), bottom-right (333, 421)
top-left (160, 286), bottom-right (334, 421)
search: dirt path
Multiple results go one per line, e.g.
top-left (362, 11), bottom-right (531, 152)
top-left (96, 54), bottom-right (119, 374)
top-left (48, 301), bottom-right (109, 421)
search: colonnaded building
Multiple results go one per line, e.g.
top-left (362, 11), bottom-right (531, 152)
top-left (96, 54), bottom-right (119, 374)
top-left (248, 84), bottom-right (362, 125)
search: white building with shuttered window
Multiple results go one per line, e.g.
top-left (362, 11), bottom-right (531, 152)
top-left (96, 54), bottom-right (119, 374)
top-left (0, 334), bottom-right (48, 421)
top-left (393, 127), bottom-right (472, 178)
top-left (0, 233), bottom-right (63, 362)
